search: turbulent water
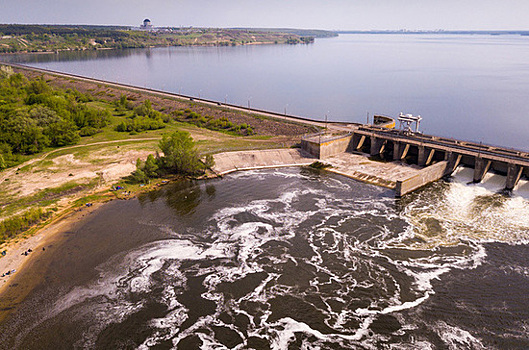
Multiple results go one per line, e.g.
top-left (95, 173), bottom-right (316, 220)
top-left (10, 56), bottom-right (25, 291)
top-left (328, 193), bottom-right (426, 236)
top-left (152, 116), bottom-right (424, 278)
top-left (1, 168), bottom-right (529, 349)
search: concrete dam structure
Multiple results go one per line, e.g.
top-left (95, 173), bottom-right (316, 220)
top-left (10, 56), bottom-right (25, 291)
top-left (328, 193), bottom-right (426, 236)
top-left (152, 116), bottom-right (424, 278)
top-left (301, 124), bottom-right (529, 197)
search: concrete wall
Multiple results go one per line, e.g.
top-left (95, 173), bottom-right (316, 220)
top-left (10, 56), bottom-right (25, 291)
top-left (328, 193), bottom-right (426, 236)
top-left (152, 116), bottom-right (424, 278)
top-left (212, 149), bottom-right (315, 175)
top-left (320, 135), bottom-right (353, 158)
top-left (301, 135), bottom-right (353, 159)
top-left (395, 161), bottom-right (448, 197)
top-left (300, 139), bottom-right (321, 158)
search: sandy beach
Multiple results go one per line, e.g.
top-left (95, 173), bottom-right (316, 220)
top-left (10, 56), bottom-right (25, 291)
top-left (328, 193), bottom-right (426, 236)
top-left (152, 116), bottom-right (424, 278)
top-left (0, 202), bottom-right (107, 320)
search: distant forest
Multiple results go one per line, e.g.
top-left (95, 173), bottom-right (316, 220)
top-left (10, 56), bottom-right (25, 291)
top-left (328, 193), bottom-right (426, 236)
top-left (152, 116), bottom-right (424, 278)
top-left (236, 28), bottom-right (338, 38)
top-left (0, 24), bottom-right (129, 36)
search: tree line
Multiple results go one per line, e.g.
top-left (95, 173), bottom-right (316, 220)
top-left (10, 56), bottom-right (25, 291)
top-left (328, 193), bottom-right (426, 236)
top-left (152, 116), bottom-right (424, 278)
top-left (0, 24), bottom-right (130, 37)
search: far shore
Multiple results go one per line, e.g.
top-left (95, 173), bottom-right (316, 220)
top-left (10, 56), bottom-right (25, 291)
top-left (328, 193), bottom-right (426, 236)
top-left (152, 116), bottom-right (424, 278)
top-left (0, 37), bottom-right (306, 56)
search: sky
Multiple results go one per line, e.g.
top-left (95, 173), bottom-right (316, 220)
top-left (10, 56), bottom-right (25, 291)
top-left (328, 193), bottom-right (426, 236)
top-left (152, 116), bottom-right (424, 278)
top-left (1, 0), bottom-right (528, 31)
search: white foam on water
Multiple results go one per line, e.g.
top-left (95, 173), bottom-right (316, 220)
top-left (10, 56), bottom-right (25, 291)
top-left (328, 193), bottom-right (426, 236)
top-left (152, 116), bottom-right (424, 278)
top-left (267, 317), bottom-right (370, 350)
top-left (47, 237), bottom-right (236, 346)
top-left (272, 169), bottom-right (310, 179)
top-left (390, 341), bottom-right (436, 350)
top-left (46, 168), bottom-right (529, 349)
top-left (480, 172), bottom-right (509, 192)
top-left (432, 321), bottom-right (486, 350)
top-left (401, 178), bottom-right (529, 248)
top-left (139, 306), bottom-right (188, 348)
top-left (451, 166), bottom-right (474, 182)
top-left (227, 169), bottom-right (269, 180)
top-left (516, 179), bottom-right (529, 198)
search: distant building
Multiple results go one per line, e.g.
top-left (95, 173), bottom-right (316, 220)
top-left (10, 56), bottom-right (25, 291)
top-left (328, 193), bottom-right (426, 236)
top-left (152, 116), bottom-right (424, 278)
top-left (140, 19), bottom-right (153, 30)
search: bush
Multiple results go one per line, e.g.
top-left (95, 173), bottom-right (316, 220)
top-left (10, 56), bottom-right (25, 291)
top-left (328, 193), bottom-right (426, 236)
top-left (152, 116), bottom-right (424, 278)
top-left (204, 154), bottom-right (215, 169)
top-left (46, 120), bottom-right (80, 147)
top-left (115, 115), bottom-right (166, 133)
top-left (0, 208), bottom-right (53, 243)
top-left (171, 108), bottom-right (255, 136)
top-left (79, 126), bottom-right (99, 136)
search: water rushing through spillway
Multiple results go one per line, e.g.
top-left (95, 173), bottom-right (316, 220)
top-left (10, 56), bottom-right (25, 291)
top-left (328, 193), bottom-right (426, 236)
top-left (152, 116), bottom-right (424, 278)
top-left (1, 168), bottom-right (529, 349)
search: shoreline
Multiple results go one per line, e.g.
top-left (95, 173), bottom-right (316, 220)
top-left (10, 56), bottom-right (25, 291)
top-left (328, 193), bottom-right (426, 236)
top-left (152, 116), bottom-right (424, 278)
top-left (0, 142), bottom-right (415, 302)
top-left (0, 200), bottom-right (111, 323)
top-left (0, 175), bottom-right (182, 304)
top-left (0, 201), bottom-right (106, 293)
top-left (0, 62), bottom-right (332, 318)
top-left (0, 38), bottom-right (310, 56)
top-left (1, 62), bottom-right (344, 131)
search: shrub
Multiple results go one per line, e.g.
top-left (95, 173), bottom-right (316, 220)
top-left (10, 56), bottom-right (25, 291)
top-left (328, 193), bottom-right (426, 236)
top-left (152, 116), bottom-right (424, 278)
top-left (79, 126), bottom-right (99, 136)
top-left (0, 208), bottom-right (53, 243)
top-left (204, 154), bottom-right (215, 169)
top-left (129, 131), bottom-right (206, 183)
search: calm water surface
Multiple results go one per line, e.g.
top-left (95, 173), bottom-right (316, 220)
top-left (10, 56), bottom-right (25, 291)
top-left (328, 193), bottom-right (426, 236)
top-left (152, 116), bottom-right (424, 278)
top-left (1, 168), bottom-right (529, 349)
top-left (2, 34), bottom-right (529, 150)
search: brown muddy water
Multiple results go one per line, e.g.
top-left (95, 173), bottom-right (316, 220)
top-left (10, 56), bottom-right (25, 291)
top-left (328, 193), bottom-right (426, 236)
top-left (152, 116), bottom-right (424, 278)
top-left (0, 167), bottom-right (529, 349)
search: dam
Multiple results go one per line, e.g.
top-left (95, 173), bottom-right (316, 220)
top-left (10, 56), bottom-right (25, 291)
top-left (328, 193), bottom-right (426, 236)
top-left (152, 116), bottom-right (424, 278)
top-left (5, 63), bottom-right (526, 198)
top-left (301, 117), bottom-right (529, 197)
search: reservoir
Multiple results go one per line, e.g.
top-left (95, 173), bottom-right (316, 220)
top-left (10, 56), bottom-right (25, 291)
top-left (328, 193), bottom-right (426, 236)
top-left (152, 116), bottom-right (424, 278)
top-left (2, 34), bottom-right (529, 151)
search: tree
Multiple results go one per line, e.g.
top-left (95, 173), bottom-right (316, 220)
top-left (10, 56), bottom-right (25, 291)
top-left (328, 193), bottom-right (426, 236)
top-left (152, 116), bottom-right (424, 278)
top-left (46, 119), bottom-right (80, 147)
top-left (131, 159), bottom-right (149, 183)
top-left (29, 105), bottom-right (61, 126)
top-left (2, 114), bottom-right (49, 154)
top-left (143, 154), bottom-right (159, 178)
top-left (158, 130), bottom-right (203, 175)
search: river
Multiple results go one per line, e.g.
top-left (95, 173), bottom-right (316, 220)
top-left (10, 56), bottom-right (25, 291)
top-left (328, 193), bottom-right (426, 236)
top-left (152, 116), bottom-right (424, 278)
top-left (0, 168), bottom-right (528, 349)
top-left (2, 34), bottom-right (529, 150)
